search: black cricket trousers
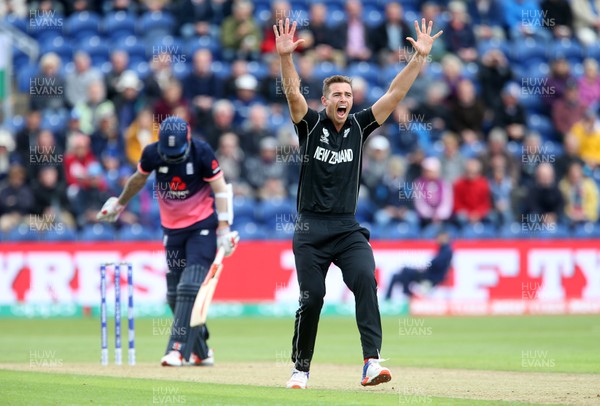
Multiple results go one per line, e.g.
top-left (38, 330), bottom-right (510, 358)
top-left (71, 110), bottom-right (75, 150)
top-left (291, 213), bottom-right (383, 372)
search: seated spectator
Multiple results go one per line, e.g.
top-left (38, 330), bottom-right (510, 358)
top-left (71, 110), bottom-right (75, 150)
top-left (520, 132), bottom-right (546, 186)
top-left (559, 161), bottom-right (599, 225)
top-left (420, 2), bottom-right (446, 61)
top-left (91, 111), bottom-right (121, 160)
top-left (385, 231), bottom-right (453, 300)
top-left (488, 155), bottom-right (515, 226)
top-left (555, 134), bottom-right (584, 180)
top-left (239, 104), bottom-right (272, 156)
top-left (468, 0), bottom-right (505, 40)
top-left (523, 163), bottom-right (565, 226)
top-left (297, 55), bottom-right (323, 103)
top-left (176, 0), bottom-right (215, 38)
top-left (342, 0), bottom-right (371, 63)
top-left (144, 51), bottom-right (176, 104)
top-left (65, 52), bottom-right (102, 107)
top-left (414, 157), bottom-right (453, 228)
top-left (387, 104), bottom-right (431, 154)
top-left (449, 79), bottom-right (486, 143)
top-left (362, 136), bottom-right (391, 192)
top-left (571, 0), bottom-right (600, 46)
top-left (184, 49), bottom-right (223, 119)
top-left (541, 0), bottom-right (574, 39)
top-left (439, 132), bottom-right (466, 184)
top-left (27, 129), bottom-right (66, 183)
top-left (552, 81), bottom-right (587, 140)
top-left (350, 77), bottom-right (370, 113)
top-left (203, 100), bottom-right (236, 150)
top-left (544, 58), bottom-right (574, 111)
top-left (260, 1), bottom-right (291, 55)
top-left (125, 108), bottom-right (158, 167)
top-left (31, 166), bottom-right (75, 230)
top-left (413, 82), bottom-right (451, 141)
top-left (453, 158), bottom-right (492, 226)
top-left (369, 2), bottom-right (412, 65)
top-left (578, 59), bottom-right (600, 109)
top-left (479, 127), bottom-right (520, 182)
top-left (440, 54), bottom-right (464, 102)
top-left (105, 50), bottom-right (129, 101)
top-left (30, 52), bottom-right (67, 112)
top-left (215, 132), bottom-right (245, 184)
top-left (64, 133), bottom-right (99, 189)
top-left (0, 165), bottom-right (34, 232)
top-left (153, 79), bottom-right (191, 125)
top-left (258, 177), bottom-right (288, 201)
top-left (231, 74), bottom-right (264, 125)
top-left (220, 0), bottom-right (261, 61)
top-left (493, 82), bottom-right (527, 142)
top-left (15, 110), bottom-right (42, 164)
top-left (75, 80), bottom-right (115, 135)
top-left (303, 3), bottom-right (345, 66)
top-left (69, 162), bottom-right (110, 227)
top-left (568, 108), bottom-right (600, 168)
top-left (223, 60), bottom-right (248, 98)
top-left (243, 137), bottom-right (287, 192)
top-left (478, 48), bottom-right (513, 111)
top-left (260, 57), bottom-right (284, 105)
top-left (444, 1), bottom-right (478, 63)
top-left (113, 70), bottom-right (146, 136)
top-left (372, 156), bottom-right (419, 227)
top-left (0, 130), bottom-right (16, 182)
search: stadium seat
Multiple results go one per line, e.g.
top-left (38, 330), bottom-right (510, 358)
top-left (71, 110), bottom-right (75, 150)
top-left (519, 91), bottom-right (545, 114)
top-left (381, 222), bottom-right (419, 240)
top-left (16, 64), bottom-right (39, 93)
top-left (585, 43), bottom-right (600, 63)
top-left (233, 197), bottom-right (257, 224)
top-left (499, 223), bottom-right (526, 239)
top-left (211, 61), bottom-right (231, 80)
top-left (76, 36), bottom-right (110, 66)
top-left (420, 224), bottom-right (458, 240)
top-left (42, 228), bottom-right (78, 241)
top-left (40, 36), bottom-right (73, 63)
top-left (5, 224), bottom-right (40, 242)
top-left (2, 14), bottom-right (28, 33)
top-left (326, 10), bottom-right (346, 27)
top-left (535, 224), bottom-right (570, 239)
top-left (79, 223), bottom-right (116, 241)
top-left (115, 36), bottom-right (148, 65)
top-left (364, 7), bottom-right (384, 28)
top-left (257, 198), bottom-right (296, 228)
top-left (549, 39), bottom-right (584, 65)
top-left (347, 62), bottom-right (381, 85)
top-left (572, 222), bottom-right (600, 238)
top-left (313, 62), bottom-right (338, 81)
top-left (131, 61), bottom-right (150, 79)
top-left (2, 115), bottom-right (25, 133)
top-left (477, 39), bottom-right (510, 57)
top-left (460, 223), bottom-right (497, 239)
top-left (247, 61), bottom-right (269, 80)
top-left (356, 198), bottom-right (375, 223)
top-left (118, 224), bottom-right (159, 241)
top-left (137, 11), bottom-right (176, 40)
top-left (527, 114), bottom-right (556, 140)
top-left (40, 110), bottom-right (68, 133)
top-left (236, 222), bottom-right (265, 240)
top-left (509, 38), bottom-right (547, 66)
top-left (367, 86), bottom-right (385, 104)
top-left (184, 36), bottom-right (221, 60)
top-left (65, 11), bottom-right (101, 41)
top-left (102, 11), bottom-right (136, 41)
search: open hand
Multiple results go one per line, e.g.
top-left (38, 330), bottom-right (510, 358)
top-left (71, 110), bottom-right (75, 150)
top-left (406, 18), bottom-right (443, 57)
top-left (273, 18), bottom-right (305, 56)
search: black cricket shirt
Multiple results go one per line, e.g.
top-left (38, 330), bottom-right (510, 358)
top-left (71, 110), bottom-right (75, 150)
top-left (294, 107), bottom-right (380, 214)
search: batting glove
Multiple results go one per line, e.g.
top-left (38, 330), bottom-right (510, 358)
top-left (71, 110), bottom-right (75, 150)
top-left (96, 197), bottom-right (125, 222)
top-left (217, 227), bottom-right (240, 257)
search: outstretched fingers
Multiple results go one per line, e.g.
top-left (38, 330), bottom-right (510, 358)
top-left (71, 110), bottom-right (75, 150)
top-left (431, 30), bottom-right (443, 40)
top-left (290, 20), bottom-right (297, 37)
top-left (414, 19), bottom-right (421, 35)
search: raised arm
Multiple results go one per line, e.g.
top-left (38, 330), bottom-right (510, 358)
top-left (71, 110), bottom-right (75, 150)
top-left (274, 18), bottom-right (307, 123)
top-left (372, 19), bottom-right (442, 125)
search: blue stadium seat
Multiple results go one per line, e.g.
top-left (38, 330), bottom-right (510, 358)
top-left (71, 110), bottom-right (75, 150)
top-left (118, 224), bottom-right (159, 241)
top-left (42, 228), bottom-right (78, 241)
top-left (381, 222), bottom-right (419, 240)
top-left (5, 224), bottom-right (40, 241)
top-left (586, 43), bottom-right (600, 63)
top-left (519, 91), bottom-right (545, 114)
top-left (2, 115), bottom-right (25, 133)
top-left (347, 62), bottom-right (381, 85)
top-left (131, 61), bottom-right (151, 79)
top-left (79, 224), bottom-right (116, 241)
top-left (313, 62), bottom-right (338, 81)
top-left (233, 197), bottom-right (256, 224)
top-left (65, 11), bottom-right (101, 41)
top-left (509, 38), bottom-right (547, 66)
top-left (236, 222), bottom-right (265, 240)
top-left (115, 36), bottom-right (148, 65)
top-left (527, 114), bottom-right (556, 140)
top-left (184, 36), bottom-right (221, 60)
top-left (326, 10), bottom-right (346, 27)
top-left (535, 224), bottom-right (570, 239)
top-left (420, 224), bottom-right (458, 240)
top-left (137, 11), bottom-right (176, 40)
top-left (40, 110), bottom-right (68, 133)
top-left (17, 64), bottom-right (39, 93)
top-left (12, 47), bottom-right (32, 72)
top-left (211, 61), bottom-right (231, 79)
top-left (2, 14), bottom-right (28, 33)
top-left (76, 36), bottom-right (110, 66)
top-left (572, 222), bottom-right (600, 238)
top-left (102, 11), bottom-right (137, 41)
top-left (477, 39), bottom-right (510, 57)
top-left (257, 199), bottom-right (296, 228)
top-left (549, 39), bottom-right (584, 65)
top-left (499, 223), bottom-right (526, 239)
top-left (364, 7), bottom-right (384, 28)
top-left (356, 198), bottom-right (375, 223)
top-left (247, 61), bottom-right (269, 80)
top-left (40, 36), bottom-right (73, 63)
top-left (460, 223), bottom-right (497, 239)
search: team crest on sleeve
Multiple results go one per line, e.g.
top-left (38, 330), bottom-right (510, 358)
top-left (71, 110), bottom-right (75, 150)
top-left (211, 159), bottom-right (220, 174)
top-left (320, 128), bottom-right (330, 144)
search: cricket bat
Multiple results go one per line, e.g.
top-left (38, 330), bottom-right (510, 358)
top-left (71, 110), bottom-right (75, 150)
top-left (190, 247), bottom-right (226, 327)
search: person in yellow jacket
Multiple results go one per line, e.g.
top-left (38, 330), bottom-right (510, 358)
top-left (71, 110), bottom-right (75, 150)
top-left (568, 109), bottom-right (600, 168)
top-left (558, 161), bottom-right (599, 224)
top-left (124, 108), bottom-right (159, 167)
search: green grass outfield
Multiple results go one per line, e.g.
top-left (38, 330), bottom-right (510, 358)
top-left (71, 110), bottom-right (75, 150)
top-left (1, 315), bottom-right (599, 405)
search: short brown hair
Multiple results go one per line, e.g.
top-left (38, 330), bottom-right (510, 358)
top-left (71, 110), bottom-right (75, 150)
top-left (322, 75), bottom-right (352, 97)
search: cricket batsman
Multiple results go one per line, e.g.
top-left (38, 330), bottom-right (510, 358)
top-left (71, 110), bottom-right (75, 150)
top-left (274, 18), bottom-right (442, 388)
top-left (96, 116), bottom-right (239, 366)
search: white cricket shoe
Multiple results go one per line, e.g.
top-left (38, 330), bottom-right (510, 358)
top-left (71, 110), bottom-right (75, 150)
top-left (188, 349), bottom-right (214, 366)
top-left (361, 358), bottom-right (392, 386)
top-left (161, 350), bottom-right (183, 367)
top-left (286, 368), bottom-right (309, 389)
